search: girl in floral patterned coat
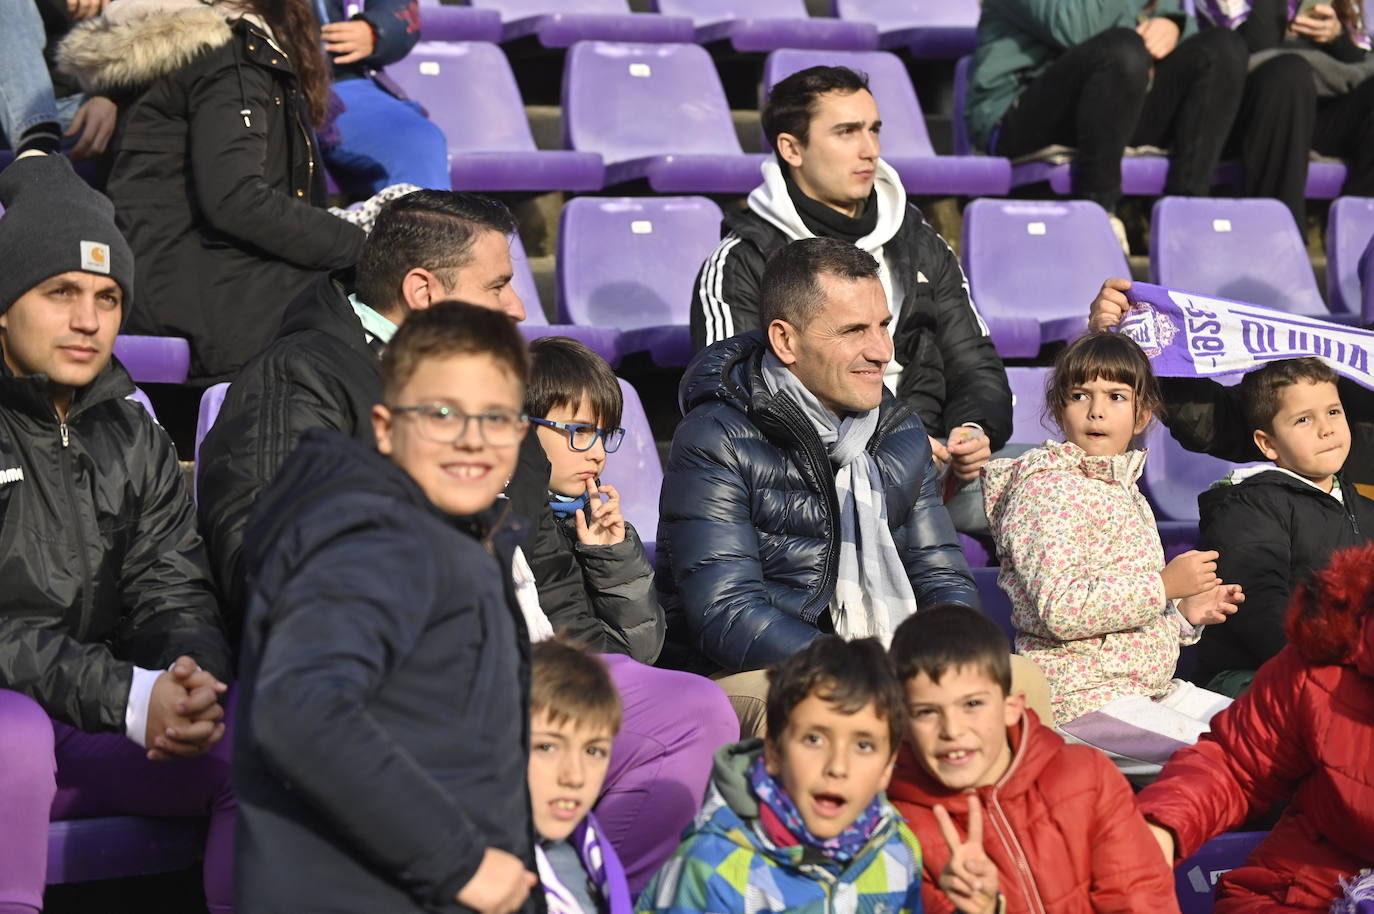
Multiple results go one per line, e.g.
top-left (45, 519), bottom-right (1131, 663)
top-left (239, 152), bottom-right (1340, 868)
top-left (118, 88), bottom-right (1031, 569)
top-left (982, 332), bottom-right (1245, 782)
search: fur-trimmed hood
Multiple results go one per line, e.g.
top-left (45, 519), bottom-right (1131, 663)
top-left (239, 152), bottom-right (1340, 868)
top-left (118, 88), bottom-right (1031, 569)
top-left (58, 0), bottom-right (267, 93)
top-left (1285, 541), bottom-right (1374, 676)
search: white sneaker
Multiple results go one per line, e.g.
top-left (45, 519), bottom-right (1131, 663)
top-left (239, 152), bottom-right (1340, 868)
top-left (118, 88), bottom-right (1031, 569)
top-left (1109, 214), bottom-right (1130, 256)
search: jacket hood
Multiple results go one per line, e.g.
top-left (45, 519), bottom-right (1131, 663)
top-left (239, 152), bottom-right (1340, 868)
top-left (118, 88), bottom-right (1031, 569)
top-left (678, 332), bottom-right (764, 417)
top-left (59, 0), bottom-right (263, 93)
top-left (983, 440), bottom-right (1148, 537)
top-left (1283, 542), bottom-right (1374, 677)
top-left (748, 159), bottom-right (907, 254)
top-left (888, 709), bottom-right (1059, 810)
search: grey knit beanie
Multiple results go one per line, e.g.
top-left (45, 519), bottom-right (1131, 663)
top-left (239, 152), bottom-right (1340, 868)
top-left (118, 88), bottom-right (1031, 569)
top-left (0, 154), bottom-right (135, 313)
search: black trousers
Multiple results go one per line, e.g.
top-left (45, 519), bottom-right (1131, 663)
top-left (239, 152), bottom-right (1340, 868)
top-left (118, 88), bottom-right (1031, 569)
top-left (996, 26), bottom-right (1248, 211)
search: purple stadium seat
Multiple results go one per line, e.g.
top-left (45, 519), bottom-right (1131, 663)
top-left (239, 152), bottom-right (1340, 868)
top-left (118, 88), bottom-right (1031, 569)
top-left (562, 42), bottom-right (769, 193)
top-left (971, 566), bottom-right (1015, 642)
top-left (194, 382), bottom-right (230, 503)
top-left (510, 234), bottom-right (624, 364)
top-left (127, 387), bottom-right (158, 422)
top-left (1306, 159), bottom-right (1349, 200)
top-left (1174, 832), bottom-right (1268, 914)
top-left (762, 49), bottom-right (1011, 197)
top-left (1327, 196), bottom-right (1374, 315)
top-left (962, 199), bottom-right (1128, 358)
top-left (113, 335), bottom-right (191, 385)
top-left (1150, 197), bottom-right (1333, 318)
top-left (47, 816), bottom-right (204, 884)
top-left (386, 41), bottom-right (605, 192)
top-left (466, 0), bottom-right (694, 48)
top-left (832, 0), bottom-right (979, 59)
top-left (1138, 420), bottom-right (1260, 523)
top-left (650, 0), bottom-right (878, 52)
top-left (1005, 367), bottom-right (1052, 445)
top-left (1362, 234), bottom-right (1374, 325)
top-left (557, 196), bottom-right (723, 367)
top-left (608, 378), bottom-right (661, 563)
top-left (418, 4), bottom-right (503, 41)
top-left (952, 56), bottom-right (975, 156)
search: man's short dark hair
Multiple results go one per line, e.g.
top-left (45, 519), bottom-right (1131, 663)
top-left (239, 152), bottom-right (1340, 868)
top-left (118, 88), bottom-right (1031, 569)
top-left (527, 337), bottom-right (623, 429)
top-left (356, 190), bottom-right (518, 316)
top-left (765, 635), bottom-right (906, 755)
top-left (759, 236), bottom-right (880, 332)
top-left (761, 66), bottom-right (871, 162)
top-left (1239, 357), bottom-right (1340, 434)
top-left (889, 604), bottom-right (1012, 696)
top-left (381, 300), bottom-right (530, 404)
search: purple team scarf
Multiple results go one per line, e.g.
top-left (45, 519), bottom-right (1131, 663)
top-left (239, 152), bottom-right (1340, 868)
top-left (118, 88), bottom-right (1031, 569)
top-left (1117, 282), bottom-right (1374, 389)
top-left (747, 756), bottom-right (886, 864)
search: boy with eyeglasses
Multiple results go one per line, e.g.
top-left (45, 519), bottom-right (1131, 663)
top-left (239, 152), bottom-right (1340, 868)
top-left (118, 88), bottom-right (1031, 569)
top-left (234, 302), bottom-right (540, 914)
top-left (526, 337), bottom-right (664, 666)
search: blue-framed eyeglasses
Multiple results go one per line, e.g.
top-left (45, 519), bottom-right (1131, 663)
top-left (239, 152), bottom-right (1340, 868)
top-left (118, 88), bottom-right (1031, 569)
top-left (529, 417), bottom-right (626, 453)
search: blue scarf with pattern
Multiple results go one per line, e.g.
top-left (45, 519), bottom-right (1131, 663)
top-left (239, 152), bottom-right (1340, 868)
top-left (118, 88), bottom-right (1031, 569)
top-left (747, 756), bottom-right (886, 864)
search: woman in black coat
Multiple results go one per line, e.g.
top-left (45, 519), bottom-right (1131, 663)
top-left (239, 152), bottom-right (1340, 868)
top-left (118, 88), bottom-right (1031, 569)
top-left (60, 0), bottom-right (366, 384)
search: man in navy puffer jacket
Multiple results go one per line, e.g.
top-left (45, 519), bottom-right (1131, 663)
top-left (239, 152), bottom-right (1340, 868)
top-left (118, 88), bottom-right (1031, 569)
top-left (657, 238), bottom-right (977, 686)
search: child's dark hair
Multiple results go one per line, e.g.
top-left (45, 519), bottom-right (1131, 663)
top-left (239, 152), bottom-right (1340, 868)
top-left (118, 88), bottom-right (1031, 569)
top-left (1046, 331), bottom-right (1164, 431)
top-left (765, 636), bottom-right (906, 754)
top-left (526, 336), bottom-right (623, 429)
top-left (531, 638), bottom-right (623, 736)
top-left (889, 604), bottom-right (1012, 696)
top-left (1238, 357), bottom-right (1340, 434)
top-left (380, 300), bottom-right (529, 405)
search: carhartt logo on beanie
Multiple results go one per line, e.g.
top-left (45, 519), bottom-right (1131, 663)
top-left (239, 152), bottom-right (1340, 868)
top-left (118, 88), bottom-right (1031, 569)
top-left (0, 155), bottom-right (134, 314)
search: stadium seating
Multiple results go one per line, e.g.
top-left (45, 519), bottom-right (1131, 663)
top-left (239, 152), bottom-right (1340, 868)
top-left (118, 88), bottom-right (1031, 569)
top-left (962, 199), bottom-right (1127, 358)
top-left (1138, 420), bottom-right (1259, 523)
top-left (1362, 234), bottom-right (1374, 325)
top-left (762, 49), bottom-right (1011, 197)
top-left (558, 196), bottom-right (723, 367)
top-left (832, 0), bottom-right (980, 59)
top-left (127, 388), bottom-right (158, 421)
top-left (611, 378), bottom-right (662, 564)
top-left (1326, 196), bottom-right (1374, 315)
top-left (194, 383), bottom-right (230, 503)
top-left (47, 817), bottom-right (205, 885)
top-left (651, 0), bottom-right (878, 52)
top-left (1005, 366), bottom-right (1051, 445)
top-left (113, 336), bottom-right (191, 385)
top-left (562, 42), bottom-right (769, 193)
top-left (1174, 831), bottom-right (1269, 914)
top-left (387, 41), bottom-right (605, 192)
top-left (971, 566), bottom-right (1015, 641)
top-left (417, 4), bottom-right (503, 41)
top-left (466, 0), bottom-right (693, 48)
top-left (512, 234), bottom-right (624, 364)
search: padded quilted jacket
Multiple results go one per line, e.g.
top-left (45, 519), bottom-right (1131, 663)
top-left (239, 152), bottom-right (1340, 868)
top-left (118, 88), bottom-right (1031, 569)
top-left (655, 332), bottom-right (976, 673)
top-left (1138, 552), bottom-right (1374, 914)
top-left (890, 710), bottom-right (1180, 914)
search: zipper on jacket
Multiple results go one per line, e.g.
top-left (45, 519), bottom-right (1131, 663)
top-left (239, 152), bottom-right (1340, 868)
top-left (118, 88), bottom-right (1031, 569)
top-left (988, 793), bottom-right (1047, 914)
top-left (772, 400), bottom-right (842, 625)
top-left (56, 419), bottom-right (96, 623)
top-left (60, 421), bottom-right (69, 448)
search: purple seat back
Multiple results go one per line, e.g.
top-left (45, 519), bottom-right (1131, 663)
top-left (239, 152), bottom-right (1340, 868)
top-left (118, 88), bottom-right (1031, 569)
top-left (194, 383), bottom-right (230, 502)
top-left (469, 0), bottom-right (630, 15)
top-left (1327, 196), bottom-right (1374, 315)
top-left (1150, 197), bottom-right (1328, 317)
top-left (557, 196), bottom-right (724, 330)
top-left (563, 42), bottom-right (742, 162)
top-left (1005, 367), bottom-right (1052, 445)
top-left (971, 566), bottom-right (1015, 641)
top-left (127, 387), bottom-right (158, 422)
top-left (417, 4), bottom-right (503, 40)
top-left (1138, 420), bottom-right (1260, 523)
top-left (387, 42), bottom-right (536, 153)
top-left (1362, 234), bottom-right (1374, 324)
top-left (113, 335), bottom-right (192, 385)
top-left (763, 49), bottom-right (934, 156)
top-left (655, 0), bottom-right (807, 24)
top-left (833, 0), bottom-right (979, 28)
top-left (509, 233), bottom-right (546, 325)
top-left (953, 55), bottom-right (973, 155)
top-left (1174, 831), bottom-right (1268, 914)
top-left (606, 378), bottom-right (662, 553)
top-left (962, 199), bottom-right (1127, 344)
top-left (47, 817), bottom-right (205, 885)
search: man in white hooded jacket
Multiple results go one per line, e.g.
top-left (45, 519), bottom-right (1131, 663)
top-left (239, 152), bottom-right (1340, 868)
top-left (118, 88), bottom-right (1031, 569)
top-left (690, 65), bottom-right (1012, 532)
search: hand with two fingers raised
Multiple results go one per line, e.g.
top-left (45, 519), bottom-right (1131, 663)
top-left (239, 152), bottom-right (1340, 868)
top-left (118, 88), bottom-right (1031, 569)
top-left (935, 796), bottom-right (1001, 914)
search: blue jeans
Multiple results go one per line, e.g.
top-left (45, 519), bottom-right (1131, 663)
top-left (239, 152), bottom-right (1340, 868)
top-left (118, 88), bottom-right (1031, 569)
top-left (0, 0), bottom-right (85, 148)
top-left (322, 77), bottom-right (449, 194)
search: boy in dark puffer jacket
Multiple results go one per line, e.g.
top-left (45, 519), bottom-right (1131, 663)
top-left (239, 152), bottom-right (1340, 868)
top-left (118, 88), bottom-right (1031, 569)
top-left (1195, 357), bottom-right (1374, 695)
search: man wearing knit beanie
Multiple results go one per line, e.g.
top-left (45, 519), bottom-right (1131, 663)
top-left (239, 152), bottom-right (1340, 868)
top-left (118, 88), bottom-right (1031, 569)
top-left (0, 153), bottom-right (237, 914)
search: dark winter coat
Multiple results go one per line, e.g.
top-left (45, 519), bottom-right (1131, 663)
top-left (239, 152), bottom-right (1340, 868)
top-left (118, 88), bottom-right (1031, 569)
top-left (234, 429), bottom-right (540, 914)
top-left (0, 359), bottom-right (230, 732)
top-left (58, 1), bottom-right (366, 383)
top-left (1195, 468), bottom-right (1374, 684)
top-left (656, 332), bottom-right (977, 673)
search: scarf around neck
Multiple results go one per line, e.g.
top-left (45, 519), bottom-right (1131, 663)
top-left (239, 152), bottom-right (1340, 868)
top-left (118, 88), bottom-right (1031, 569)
top-left (784, 169), bottom-right (880, 245)
top-left (548, 491), bottom-right (590, 517)
top-left (761, 351), bottom-right (918, 643)
top-left (748, 755), bottom-right (886, 865)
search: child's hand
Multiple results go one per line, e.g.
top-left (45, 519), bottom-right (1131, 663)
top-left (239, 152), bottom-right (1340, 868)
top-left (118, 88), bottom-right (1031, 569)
top-left (1179, 582), bottom-right (1243, 627)
top-left (1088, 277), bottom-right (1133, 332)
top-left (935, 797), bottom-right (1001, 914)
top-left (947, 427), bottom-right (992, 482)
top-left (1161, 549), bottom-right (1219, 600)
top-left (574, 479), bottom-right (625, 546)
top-left (455, 848), bottom-right (536, 914)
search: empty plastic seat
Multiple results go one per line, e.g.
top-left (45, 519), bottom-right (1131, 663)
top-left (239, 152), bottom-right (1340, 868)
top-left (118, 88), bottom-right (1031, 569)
top-left (511, 234), bottom-right (623, 364)
top-left (47, 817), bottom-right (206, 885)
top-left (558, 196), bottom-right (724, 367)
top-left (418, 4), bottom-right (503, 41)
top-left (113, 335), bottom-right (191, 385)
top-left (468, 0), bottom-right (693, 48)
top-left (832, 0), bottom-right (979, 58)
top-left (1138, 421), bottom-right (1260, 523)
top-left (1174, 832), bottom-right (1268, 914)
top-left (962, 199), bottom-right (1127, 358)
top-left (1327, 196), bottom-right (1374, 315)
top-left (610, 378), bottom-right (662, 563)
top-left (387, 41), bottom-right (605, 192)
top-left (971, 566), bottom-right (1015, 642)
top-left (1150, 197), bottom-right (1331, 318)
top-left (1005, 367), bottom-right (1051, 445)
top-left (651, 0), bottom-right (877, 52)
top-left (1306, 159), bottom-right (1349, 200)
top-left (762, 49), bottom-right (1010, 196)
top-left (563, 42), bottom-right (769, 193)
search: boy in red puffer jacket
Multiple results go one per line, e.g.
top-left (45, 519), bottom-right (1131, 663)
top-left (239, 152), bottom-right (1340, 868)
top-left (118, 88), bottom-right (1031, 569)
top-left (887, 605), bottom-right (1179, 914)
top-left (1139, 542), bottom-right (1374, 914)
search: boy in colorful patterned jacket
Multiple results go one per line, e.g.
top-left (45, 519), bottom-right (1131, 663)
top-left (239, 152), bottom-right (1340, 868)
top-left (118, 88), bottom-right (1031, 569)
top-left (635, 636), bottom-right (921, 914)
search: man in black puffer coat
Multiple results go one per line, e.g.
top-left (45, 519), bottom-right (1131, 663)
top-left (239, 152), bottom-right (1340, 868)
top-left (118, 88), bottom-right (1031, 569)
top-left (660, 238), bottom-right (977, 676)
